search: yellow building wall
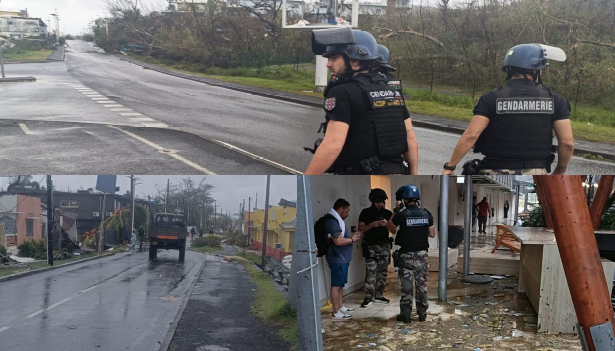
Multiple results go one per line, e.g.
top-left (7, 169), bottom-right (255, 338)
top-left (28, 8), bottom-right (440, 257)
top-left (248, 206), bottom-right (296, 252)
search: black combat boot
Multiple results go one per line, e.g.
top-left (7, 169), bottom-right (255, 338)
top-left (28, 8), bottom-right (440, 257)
top-left (418, 315), bottom-right (427, 322)
top-left (396, 314), bottom-right (411, 324)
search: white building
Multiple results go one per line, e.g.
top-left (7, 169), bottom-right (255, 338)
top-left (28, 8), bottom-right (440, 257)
top-left (0, 16), bottom-right (48, 41)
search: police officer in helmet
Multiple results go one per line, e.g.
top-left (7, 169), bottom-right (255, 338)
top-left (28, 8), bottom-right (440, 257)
top-left (375, 44), bottom-right (397, 75)
top-left (386, 184), bottom-right (435, 323)
top-left (358, 188), bottom-right (393, 308)
top-left (304, 30), bottom-right (419, 175)
top-left (441, 43), bottom-right (575, 175)
top-left (323, 44), bottom-right (398, 97)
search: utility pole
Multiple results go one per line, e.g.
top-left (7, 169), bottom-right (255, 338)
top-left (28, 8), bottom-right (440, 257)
top-left (130, 175), bottom-right (136, 236)
top-left (165, 178), bottom-right (170, 213)
top-left (46, 176), bottom-right (53, 266)
top-left (261, 176), bottom-right (271, 267)
top-left (242, 199), bottom-right (246, 235)
top-left (255, 193), bottom-right (258, 210)
top-left (214, 201), bottom-right (217, 229)
top-left (248, 197), bottom-right (252, 243)
top-left (99, 193), bottom-right (106, 255)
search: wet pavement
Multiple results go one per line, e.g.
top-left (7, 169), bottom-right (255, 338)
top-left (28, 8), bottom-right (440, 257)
top-left (322, 271), bottom-right (582, 351)
top-left (169, 244), bottom-right (292, 351)
top-left (0, 248), bottom-right (203, 351)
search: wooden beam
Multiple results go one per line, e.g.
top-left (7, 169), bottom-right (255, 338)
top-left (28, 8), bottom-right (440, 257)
top-left (534, 176), bottom-right (554, 230)
top-left (537, 175), bottom-right (615, 350)
top-left (589, 175), bottom-right (614, 230)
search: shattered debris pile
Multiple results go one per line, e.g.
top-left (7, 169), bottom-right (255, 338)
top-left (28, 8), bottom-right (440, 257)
top-left (322, 274), bottom-right (581, 351)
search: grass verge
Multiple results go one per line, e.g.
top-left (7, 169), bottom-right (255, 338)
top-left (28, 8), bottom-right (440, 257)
top-left (127, 54), bottom-right (615, 144)
top-left (240, 261), bottom-right (297, 350)
top-left (0, 253), bottom-right (103, 277)
top-left (3, 50), bottom-right (52, 61)
top-left (237, 250), bottom-right (263, 266)
top-left (191, 245), bottom-right (224, 254)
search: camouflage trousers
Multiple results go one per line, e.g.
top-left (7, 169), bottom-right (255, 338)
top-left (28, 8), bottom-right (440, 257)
top-left (364, 243), bottom-right (391, 300)
top-left (479, 168), bottom-right (548, 175)
top-left (399, 250), bottom-right (429, 318)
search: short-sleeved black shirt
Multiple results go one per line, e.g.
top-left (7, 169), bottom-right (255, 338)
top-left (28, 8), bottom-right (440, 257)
top-left (324, 74), bottom-right (411, 127)
top-left (473, 79), bottom-right (571, 122)
top-left (358, 206), bottom-right (393, 245)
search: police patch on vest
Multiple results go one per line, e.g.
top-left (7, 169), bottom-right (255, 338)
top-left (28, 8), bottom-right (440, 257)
top-left (324, 97), bottom-right (336, 111)
top-left (496, 98), bottom-right (555, 114)
top-left (368, 89), bottom-right (405, 109)
top-left (406, 217), bottom-right (429, 226)
top-left (387, 80), bottom-right (403, 91)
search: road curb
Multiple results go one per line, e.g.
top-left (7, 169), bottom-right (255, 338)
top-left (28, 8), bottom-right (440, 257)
top-left (0, 252), bottom-right (116, 283)
top-left (115, 55), bottom-right (615, 162)
top-left (158, 255), bottom-right (208, 351)
top-left (0, 77), bottom-right (36, 82)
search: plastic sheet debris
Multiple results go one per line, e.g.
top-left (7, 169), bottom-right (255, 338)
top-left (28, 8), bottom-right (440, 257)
top-left (461, 324), bottom-right (469, 327)
top-left (368, 343), bottom-right (377, 346)
top-left (9, 255), bottom-right (35, 263)
top-left (399, 329), bottom-right (414, 334)
top-left (455, 309), bottom-right (463, 315)
top-left (489, 275), bottom-right (506, 280)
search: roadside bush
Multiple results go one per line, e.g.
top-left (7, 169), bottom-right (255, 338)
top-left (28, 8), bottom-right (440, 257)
top-left (192, 235), bottom-right (221, 248)
top-left (0, 245), bottom-right (7, 257)
top-left (17, 239), bottom-right (47, 259)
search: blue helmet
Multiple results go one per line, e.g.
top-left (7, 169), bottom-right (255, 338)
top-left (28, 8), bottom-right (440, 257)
top-left (395, 184), bottom-right (420, 201)
top-left (323, 30), bottom-right (379, 61)
top-left (502, 44), bottom-right (548, 72)
top-left (376, 44), bottom-right (397, 72)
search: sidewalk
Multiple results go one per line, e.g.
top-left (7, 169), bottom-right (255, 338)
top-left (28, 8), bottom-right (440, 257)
top-left (117, 54), bottom-right (615, 161)
top-left (169, 245), bottom-right (292, 351)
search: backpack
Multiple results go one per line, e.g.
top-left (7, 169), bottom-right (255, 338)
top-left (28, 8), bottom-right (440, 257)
top-left (314, 213), bottom-right (337, 257)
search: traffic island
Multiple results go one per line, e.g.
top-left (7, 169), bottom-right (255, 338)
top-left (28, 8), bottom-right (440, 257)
top-left (0, 76), bottom-right (36, 83)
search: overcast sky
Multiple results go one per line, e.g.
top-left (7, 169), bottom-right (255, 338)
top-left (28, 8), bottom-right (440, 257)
top-left (2, 0), bottom-right (454, 35)
top-left (0, 175), bottom-right (297, 216)
top-left (1, 0), bottom-right (168, 35)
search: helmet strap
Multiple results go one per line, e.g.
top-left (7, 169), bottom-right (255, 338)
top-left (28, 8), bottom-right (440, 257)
top-left (343, 55), bottom-right (374, 77)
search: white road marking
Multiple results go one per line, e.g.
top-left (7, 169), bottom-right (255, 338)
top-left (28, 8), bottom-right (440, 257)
top-left (0, 327), bottom-right (10, 333)
top-left (26, 297), bottom-right (71, 318)
top-left (143, 123), bottom-right (169, 128)
top-left (97, 101), bottom-right (115, 104)
top-left (130, 117), bottom-right (155, 122)
top-left (111, 108), bottom-right (133, 112)
top-left (110, 126), bottom-right (216, 174)
top-left (104, 104), bottom-right (123, 108)
top-left (120, 113), bottom-right (143, 116)
top-left (210, 138), bottom-right (302, 174)
top-left (18, 123), bottom-right (33, 135)
top-left (91, 98), bottom-right (109, 100)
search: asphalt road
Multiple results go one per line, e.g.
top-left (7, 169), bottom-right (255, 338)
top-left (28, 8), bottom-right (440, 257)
top-left (0, 249), bottom-right (204, 351)
top-left (0, 40), bottom-right (614, 174)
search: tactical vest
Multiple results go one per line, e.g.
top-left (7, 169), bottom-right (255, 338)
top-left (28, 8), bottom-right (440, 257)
top-left (474, 84), bottom-right (555, 160)
top-left (328, 72), bottom-right (408, 170)
top-left (395, 205), bottom-right (430, 252)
